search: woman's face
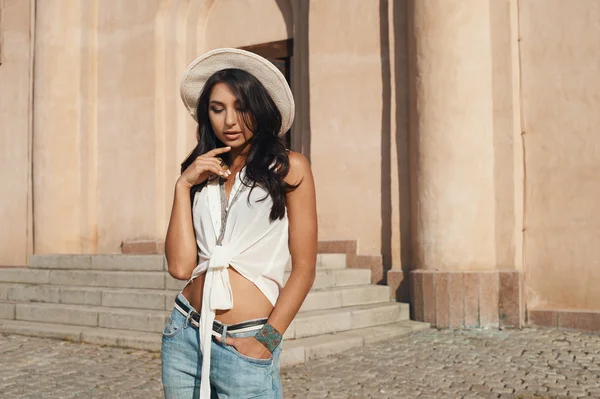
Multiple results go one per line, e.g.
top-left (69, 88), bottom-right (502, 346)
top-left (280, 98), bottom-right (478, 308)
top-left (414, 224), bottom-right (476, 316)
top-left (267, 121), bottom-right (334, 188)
top-left (208, 82), bottom-right (254, 149)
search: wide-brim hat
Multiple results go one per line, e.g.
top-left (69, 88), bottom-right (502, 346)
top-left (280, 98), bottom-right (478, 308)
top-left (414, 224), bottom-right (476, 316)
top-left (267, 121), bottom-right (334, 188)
top-left (180, 48), bottom-right (295, 136)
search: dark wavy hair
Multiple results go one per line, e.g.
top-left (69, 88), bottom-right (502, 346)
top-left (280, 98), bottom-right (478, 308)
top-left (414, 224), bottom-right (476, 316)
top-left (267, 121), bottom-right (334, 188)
top-left (181, 68), bottom-right (297, 221)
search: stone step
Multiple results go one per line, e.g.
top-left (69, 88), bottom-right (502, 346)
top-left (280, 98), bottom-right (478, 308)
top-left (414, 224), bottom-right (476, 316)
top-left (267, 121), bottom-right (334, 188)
top-left (0, 319), bottom-right (162, 351)
top-left (0, 319), bottom-right (430, 368)
top-left (286, 302), bottom-right (409, 339)
top-left (166, 267), bottom-right (370, 292)
top-left (28, 253), bottom-right (347, 272)
top-left (0, 300), bottom-right (406, 338)
top-left (0, 267), bottom-right (369, 291)
top-left (299, 285), bottom-right (392, 312)
top-left (0, 279), bottom-right (382, 314)
top-left (280, 320), bottom-right (431, 367)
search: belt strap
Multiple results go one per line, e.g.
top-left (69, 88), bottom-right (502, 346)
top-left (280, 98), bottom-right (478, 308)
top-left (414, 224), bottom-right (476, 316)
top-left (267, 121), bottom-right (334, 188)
top-left (174, 296), bottom-right (267, 334)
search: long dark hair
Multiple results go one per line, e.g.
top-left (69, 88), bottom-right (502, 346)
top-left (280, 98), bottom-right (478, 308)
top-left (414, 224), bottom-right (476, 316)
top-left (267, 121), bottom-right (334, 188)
top-left (181, 68), bottom-right (297, 221)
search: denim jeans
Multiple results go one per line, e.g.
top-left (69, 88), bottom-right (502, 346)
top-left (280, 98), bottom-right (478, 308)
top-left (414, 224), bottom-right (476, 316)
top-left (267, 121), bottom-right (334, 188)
top-left (161, 294), bottom-right (282, 399)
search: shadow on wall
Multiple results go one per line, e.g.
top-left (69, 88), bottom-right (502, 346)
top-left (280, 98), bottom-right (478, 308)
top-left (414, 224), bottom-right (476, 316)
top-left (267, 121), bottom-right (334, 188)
top-left (275, 0), bottom-right (294, 38)
top-left (380, 0), bottom-right (412, 301)
top-left (277, 0), bottom-right (311, 160)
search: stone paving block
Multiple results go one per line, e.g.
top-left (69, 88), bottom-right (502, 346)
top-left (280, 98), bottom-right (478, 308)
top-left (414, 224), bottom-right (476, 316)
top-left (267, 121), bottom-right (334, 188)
top-left (448, 273), bottom-right (465, 329)
top-left (280, 345), bottom-right (305, 368)
top-left (435, 273), bottom-right (450, 328)
top-left (283, 320), bottom-right (295, 340)
top-left (284, 253), bottom-right (347, 273)
top-left (333, 268), bottom-right (370, 287)
top-left (340, 285), bottom-right (390, 307)
top-left (293, 309), bottom-right (352, 338)
top-left (60, 287), bottom-right (103, 306)
top-left (165, 275), bottom-right (186, 291)
top-left (0, 320), bottom-right (83, 342)
top-left (529, 309), bottom-right (558, 328)
top-left (350, 303), bottom-right (401, 329)
top-left (91, 255), bottom-right (165, 271)
top-left (319, 254), bottom-right (347, 269)
top-left (0, 269), bottom-right (50, 284)
top-left (402, 319), bottom-right (431, 331)
top-left (49, 270), bottom-right (165, 289)
top-left (163, 291), bottom-right (179, 310)
top-left (411, 271), bottom-right (424, 321)
top-left (7, 285), bottom-right (61, 303)
top-left (16, 303), bottom-right (98, 327)
top-left (287, 269), bottom-right (370, 290)
top-left (423, 272), bottom-right (436, 324)
top-left (558, 310), bottom-right (600, 333)
top-left (360, 323), bottom-right (413, 345)
top-left (301, 270), bottom-right (334, 290)
top-left (492, 387), bottom-right (514, 394)
top-left (97, 308), bottom-right (168, 333)
top-left (29, 255), bottom-right (92, 269)
top-left (463, 273), bottom-right (479, 327)
top-left (0, 284), bottom-right (10, 300)
top-left (479, 272), bottom-right (499, 328)
top-left (299, 289), bottom-right (342, 312)
top-left (0, 302), bottom-right (16, 319)
top-left (101, 289), bottom-right (167, 310)
top-left (399, 302), bottom-right (410, 320)
top-left (499, 271), bottom-right (522, 328)
top-left (81, 328), bottom-right (161, 351)
top-left (303, 334), bottom-right (363, 361)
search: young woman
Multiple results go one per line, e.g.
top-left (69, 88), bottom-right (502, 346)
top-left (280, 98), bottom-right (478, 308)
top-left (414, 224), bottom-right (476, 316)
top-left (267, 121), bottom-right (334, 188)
top-left (161, 48), bottom-right (317, 399)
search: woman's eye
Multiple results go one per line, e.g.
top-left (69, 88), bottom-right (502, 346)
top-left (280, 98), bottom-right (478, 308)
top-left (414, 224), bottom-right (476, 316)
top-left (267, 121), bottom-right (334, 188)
top-left (210, 107), bottom-right (224, 114)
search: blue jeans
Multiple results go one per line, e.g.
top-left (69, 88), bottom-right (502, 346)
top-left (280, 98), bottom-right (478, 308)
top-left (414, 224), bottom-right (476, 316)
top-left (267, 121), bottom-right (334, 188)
top-left (161, 294), bottom-right (282, 398)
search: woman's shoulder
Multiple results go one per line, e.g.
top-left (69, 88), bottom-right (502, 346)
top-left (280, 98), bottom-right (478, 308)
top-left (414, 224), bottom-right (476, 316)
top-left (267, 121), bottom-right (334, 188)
top-left (284, 151), bottom-right (312, 186)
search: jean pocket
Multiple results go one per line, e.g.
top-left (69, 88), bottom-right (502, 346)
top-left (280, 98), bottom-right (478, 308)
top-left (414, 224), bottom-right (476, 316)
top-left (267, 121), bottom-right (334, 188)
top-left (217, 338), bottom-right (273, 366)
top-left (162, 309), bottom-right (186, 338)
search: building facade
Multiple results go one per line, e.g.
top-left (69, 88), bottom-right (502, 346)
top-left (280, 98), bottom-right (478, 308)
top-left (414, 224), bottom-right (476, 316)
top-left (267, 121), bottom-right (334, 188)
top-left (1, 0), bottom-right (599, 331)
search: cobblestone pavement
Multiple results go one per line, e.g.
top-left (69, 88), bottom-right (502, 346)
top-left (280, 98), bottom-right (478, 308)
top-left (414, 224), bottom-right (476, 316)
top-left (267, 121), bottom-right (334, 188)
top-left (1, 328), bottom-right (599, 398)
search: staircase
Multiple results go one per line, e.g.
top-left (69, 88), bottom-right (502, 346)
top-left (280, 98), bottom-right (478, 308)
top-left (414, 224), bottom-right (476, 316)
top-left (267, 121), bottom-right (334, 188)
top-left (0, 253), bottom-right (428, 367)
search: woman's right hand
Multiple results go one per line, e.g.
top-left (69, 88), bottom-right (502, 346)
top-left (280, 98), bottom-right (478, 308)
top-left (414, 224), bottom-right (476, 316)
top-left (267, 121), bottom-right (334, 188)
top-left (177, 146), bottom-right (232, 189)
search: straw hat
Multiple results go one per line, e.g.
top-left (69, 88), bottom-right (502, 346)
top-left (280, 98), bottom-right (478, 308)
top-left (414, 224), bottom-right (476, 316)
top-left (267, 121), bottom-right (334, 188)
top-left (180, 48), bottom-right (295, 136)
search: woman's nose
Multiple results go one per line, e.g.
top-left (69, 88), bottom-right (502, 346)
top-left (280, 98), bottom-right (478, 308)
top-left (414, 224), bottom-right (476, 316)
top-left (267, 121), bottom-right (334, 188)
top-left (225, 110), bottom-right (236, 127)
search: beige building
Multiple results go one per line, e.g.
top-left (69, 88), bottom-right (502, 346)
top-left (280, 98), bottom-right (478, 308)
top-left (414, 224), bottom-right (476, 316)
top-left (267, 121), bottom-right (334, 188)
top-left (1, 0), bottom-right (599, 332)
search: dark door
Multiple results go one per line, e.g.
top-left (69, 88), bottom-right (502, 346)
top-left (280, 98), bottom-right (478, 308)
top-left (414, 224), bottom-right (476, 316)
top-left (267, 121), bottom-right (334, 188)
top-left (239, 39), bottom-right (293, 148)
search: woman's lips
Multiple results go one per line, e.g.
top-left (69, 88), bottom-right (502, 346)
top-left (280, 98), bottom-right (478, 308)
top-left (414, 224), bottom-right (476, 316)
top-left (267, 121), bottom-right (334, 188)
top-left (223, 132), bottom-right (241, 140)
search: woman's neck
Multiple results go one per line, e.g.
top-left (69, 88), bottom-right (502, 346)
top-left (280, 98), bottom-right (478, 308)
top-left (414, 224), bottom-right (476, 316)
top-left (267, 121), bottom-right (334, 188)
top-left (228, 145), bottom-right (249, 172)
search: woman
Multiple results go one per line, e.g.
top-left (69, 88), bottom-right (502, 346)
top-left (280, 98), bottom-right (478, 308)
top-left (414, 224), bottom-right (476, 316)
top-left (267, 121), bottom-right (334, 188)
top-left (161, 48), bottom-right (317, 399)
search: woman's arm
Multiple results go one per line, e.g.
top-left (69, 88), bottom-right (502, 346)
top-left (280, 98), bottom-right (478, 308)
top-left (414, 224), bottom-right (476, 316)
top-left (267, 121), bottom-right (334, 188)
top-left (165, 146), bottom-right (232, 280)
top-left (164, 182), bottom-right (198, 280)
top-left (215, 151), bottom-right (317, 359)
top-left (265, 151), bottom-right (318, 334)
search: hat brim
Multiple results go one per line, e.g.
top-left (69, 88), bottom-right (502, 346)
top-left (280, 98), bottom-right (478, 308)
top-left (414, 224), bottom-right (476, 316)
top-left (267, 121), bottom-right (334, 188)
top-left (180, 48), bottom-right (295, 137)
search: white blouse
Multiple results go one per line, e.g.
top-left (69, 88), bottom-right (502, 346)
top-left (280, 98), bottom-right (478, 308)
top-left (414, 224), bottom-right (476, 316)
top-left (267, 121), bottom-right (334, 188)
top-left (188, 167), bottom-right (289, 399)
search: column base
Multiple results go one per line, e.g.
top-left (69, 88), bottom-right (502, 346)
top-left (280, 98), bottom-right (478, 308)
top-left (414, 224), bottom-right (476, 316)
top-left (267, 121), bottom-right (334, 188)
top-left (408, 270), bottom-right (526, 329)
top-left (529, 309), bottom-right (600, 333)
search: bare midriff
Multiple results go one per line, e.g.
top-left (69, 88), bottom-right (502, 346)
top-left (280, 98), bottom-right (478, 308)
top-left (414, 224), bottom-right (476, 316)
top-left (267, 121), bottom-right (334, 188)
top-left (181, 267), bottom-right (274, 324)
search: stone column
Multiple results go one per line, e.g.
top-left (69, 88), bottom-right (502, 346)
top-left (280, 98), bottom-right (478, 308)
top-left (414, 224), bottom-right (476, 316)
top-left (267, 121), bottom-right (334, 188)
top-left (407, 0), bottom-right (500, 328)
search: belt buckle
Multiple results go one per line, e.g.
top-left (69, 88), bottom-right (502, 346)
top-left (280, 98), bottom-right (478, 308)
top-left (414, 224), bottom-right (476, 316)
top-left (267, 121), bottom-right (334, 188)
top-left (213, 323), bottom-right (224, 335)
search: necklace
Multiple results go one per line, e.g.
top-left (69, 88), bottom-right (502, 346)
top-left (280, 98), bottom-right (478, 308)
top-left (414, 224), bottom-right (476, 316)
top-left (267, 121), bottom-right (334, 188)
top-left (216, 176), bottom-right (247, 246)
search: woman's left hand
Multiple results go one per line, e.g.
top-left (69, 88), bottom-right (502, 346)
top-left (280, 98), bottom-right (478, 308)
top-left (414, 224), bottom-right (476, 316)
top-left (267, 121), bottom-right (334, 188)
top-left (215, 335), bottom-right (272, 360)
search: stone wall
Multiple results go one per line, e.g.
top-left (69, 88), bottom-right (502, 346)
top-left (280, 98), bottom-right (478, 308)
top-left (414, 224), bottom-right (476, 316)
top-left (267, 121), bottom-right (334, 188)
top-left (1, 0), bottom-right (600, 328)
